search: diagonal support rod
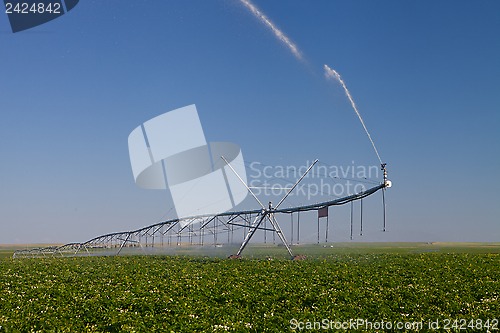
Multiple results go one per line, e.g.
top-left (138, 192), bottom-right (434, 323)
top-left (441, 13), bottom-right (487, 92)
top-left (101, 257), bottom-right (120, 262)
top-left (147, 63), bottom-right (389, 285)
top-left (221, 156), bottom-right (266, 209)
top-left (267, 213), bottom-right (293, 256)
top-left (222, 156), bottom-right (319, 258)
top-left (275, 159), bottom-right (318, 209)
top-left (236, 212), bottom-right (267, 256)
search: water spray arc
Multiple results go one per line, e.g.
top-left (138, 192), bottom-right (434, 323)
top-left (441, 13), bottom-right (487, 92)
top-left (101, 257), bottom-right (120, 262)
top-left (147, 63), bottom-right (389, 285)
top-left (323, 64), bottom-right (390, 233)
top-left (324, 64), bottom-right (383, 165)
top-left (239, 0), bottom-right (303, 62)
top-left (238, 1), bottom-right (384, 168)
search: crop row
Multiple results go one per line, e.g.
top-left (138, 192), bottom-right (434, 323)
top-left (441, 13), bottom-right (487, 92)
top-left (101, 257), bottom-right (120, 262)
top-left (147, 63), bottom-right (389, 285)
top-left (0, 253), bottom-right (498, 332)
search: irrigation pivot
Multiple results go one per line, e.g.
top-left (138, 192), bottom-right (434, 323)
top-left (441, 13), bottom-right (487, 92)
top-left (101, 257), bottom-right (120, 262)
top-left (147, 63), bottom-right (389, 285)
top-left (13, 162), bottom-right (391, 259)
top-left (222, 157), bottom-right (318, 258)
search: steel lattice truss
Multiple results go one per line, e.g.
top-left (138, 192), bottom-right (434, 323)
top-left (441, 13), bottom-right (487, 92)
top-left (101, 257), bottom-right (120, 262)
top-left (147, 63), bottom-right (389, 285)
top-left (13, 183), bottom-right (386, 258)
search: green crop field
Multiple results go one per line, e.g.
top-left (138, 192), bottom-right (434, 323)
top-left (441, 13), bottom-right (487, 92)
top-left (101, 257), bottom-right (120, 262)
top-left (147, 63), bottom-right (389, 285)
top-left (0, 244), bottom-right (499, 332)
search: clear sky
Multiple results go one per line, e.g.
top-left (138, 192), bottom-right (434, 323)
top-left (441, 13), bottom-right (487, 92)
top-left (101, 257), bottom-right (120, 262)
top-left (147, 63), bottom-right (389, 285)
top-left (1, 0), bottom-right (499, 244)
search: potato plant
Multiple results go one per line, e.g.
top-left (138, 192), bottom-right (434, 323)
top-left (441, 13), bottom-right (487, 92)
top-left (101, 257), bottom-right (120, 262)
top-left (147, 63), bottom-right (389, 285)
top-left (0, 252), bottom-right (498, 332)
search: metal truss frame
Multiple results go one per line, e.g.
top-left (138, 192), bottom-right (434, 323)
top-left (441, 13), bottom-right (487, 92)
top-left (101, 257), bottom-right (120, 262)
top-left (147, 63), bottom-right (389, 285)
top-left (13, 161), bottom-right (390, 259)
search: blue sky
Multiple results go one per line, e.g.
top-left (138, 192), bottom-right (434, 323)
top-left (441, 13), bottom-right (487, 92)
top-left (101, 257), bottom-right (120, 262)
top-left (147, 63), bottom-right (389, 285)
top-left (1, 0), bottom-right (499, 244)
